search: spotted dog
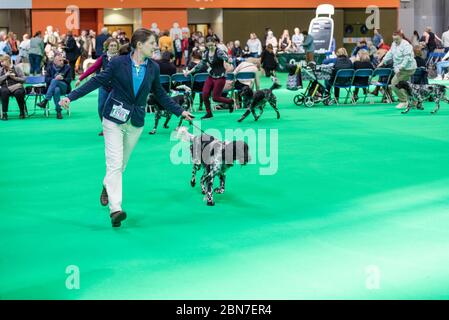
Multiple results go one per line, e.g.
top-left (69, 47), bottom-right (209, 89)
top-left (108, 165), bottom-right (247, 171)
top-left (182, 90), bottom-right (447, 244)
top-left (177, 127), bottom-right (251, 206)
top-left (237, 78), bottom-right (281, 122)
top-left (396, 81), bottom-right (449, 114)
top-left (147, 85), bottom-right (193, 134)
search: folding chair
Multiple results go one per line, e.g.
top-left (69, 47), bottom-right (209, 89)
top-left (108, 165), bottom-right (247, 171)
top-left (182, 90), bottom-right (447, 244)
top-left (171, 73), bottom-right (192, 90)
top-left (370, 68), bottom-right (393, 103)
top-left (24, 75), bottom-right (47, 117)
top-left (411, 67), bottom-right (428, 85)
top-left (331, 69), bottom-right (355, 104)
top-left (192, 73), bottom-right (209, 111)
top-left (351, 69), bottom-right (373, 104)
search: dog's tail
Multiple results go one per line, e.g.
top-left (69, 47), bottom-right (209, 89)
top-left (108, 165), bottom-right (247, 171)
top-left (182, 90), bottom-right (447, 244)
top-left (269, 76), bottom-right (282, 91)
top-left (176, 126), bottom-right (194, 142)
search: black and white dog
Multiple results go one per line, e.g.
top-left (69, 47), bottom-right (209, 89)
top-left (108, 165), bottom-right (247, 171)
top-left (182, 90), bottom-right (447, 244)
top-left (396, 81), bottom-right (449, 114)
top-left (147, 86), bottom-right (193, 134)
top-left (177, 127), bottom-right (251, 206)
top-left (238, 78), bottom-right (281, 122)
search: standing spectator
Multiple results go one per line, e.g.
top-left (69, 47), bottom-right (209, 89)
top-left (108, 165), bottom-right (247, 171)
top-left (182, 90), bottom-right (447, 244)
top-left (325, 48), bottom-right (353, 101)
top-left (423, 27), bottom-right (438, 55)
top-left (37, 53), bottom-right (72, 119)
top-left (29, 31), bottom-right (45, 75)
top-left (88, 30), bottom-right (97, 58)
top-left (182, 32), bottom-right (189, 66)
top-left (183, 36), bottom-right (235, 119)
top-left (207, 28), bottom-right (220, 43)
top-left (65, 31), bottom-right (80, 80)
top-left (302, 30), bottom-right (315, 63)
top-left (411, 31), bottom-right (420, 47)
top-left (186, 50), bottom-right (208, 111)
top-left (158, 31), bottom-right (173, 53)
top-left (0, 32), bottom-right (12, 56)
top-left (173, 34), bottom-right (183, 67)
top-left (265, 31), bottom-right (278, 54)
top-left (378, 31), bottom-right (417, 110)
top-left (352, 50), bottom-right (374, 102)
top-left (0, 55), bottom-right (27, 120)
top-left (279, 30), bottom-right (292, 52)
top-left (232, 40), bottom-right (243, 63)
top-left (261, 44), bottom-right (277, 77)
top-left (8, 32), bottom-right (20, 56)
top-left (188, 32), bottom-right (196, 62)
top-left (441, 26), bottom-right (449, 53)
top-left (247, 33), bottom-right (262, 58)
top-left (372, 29), bottom-right (384, 49)
top-left (292, 28), bottom-right (304, 53)
top-left (96, 27), bottom-right (110, 57)
top-left (18, 34), bottom-right (31, 64)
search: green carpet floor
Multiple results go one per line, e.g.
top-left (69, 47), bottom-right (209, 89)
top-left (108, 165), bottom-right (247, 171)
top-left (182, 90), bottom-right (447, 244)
top-left (1, 74), bottom-right (449, 299)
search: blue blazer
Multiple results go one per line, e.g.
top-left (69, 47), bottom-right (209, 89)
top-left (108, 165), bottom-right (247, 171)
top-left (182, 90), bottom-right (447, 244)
top-left (68, 54), bottom-right (184, 127)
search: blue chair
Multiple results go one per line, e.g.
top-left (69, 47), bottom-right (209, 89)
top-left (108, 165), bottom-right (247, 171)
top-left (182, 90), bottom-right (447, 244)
top-left (171, 73), bottom-right (192, 90)
top-left (331, 69), bottom-right (355, 104)
top-left (24, 75), bottom-right (48, 117)
top-left (159, 75), bottom-right (171, 92)
top-left (235, 72), bottom-right (256, 90)
top-left (192, 73), bottom-right (209, 111)
top-left (351, 69), bottom-right (373, 104)
top-left (370, 68), bottom-right (393, 103)
top-left (412, 67), bottom-right (428, 85)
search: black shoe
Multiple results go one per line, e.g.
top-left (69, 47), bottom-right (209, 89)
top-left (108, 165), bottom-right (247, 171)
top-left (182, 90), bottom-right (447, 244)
top-left (19, 113), bottom-right (26, 119)
top-left (37, 99), bottom-right (48, 109)
top-left (1, 113), bottom-right (7, 121)
top-left (100, 186), bottom-right (109, 206)
top-left (110, 211), bottom-right (127, 228)
top-left (229, 104), bottom-right (235, 113)
top-left (56, 111), bottom-right (63, 119)
top-left (201, 113), bottom-right (213, 120)
top-left (98, 131), bottom-right (104, 136)
top-left (149, 129), bottom-right (157, 135)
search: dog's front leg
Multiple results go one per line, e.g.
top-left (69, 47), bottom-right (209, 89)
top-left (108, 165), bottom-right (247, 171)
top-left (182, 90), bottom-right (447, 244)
top-left (238, 109), bottom-right (252, 122)
top-left (255, 106), bottom-right (264, 121)
top-left (401, 102), bottom-right (412, 114)
top-left (269, 100), bottom-right (280, 119)
top-left (149, 110), bottom-right (161, 135)
top-left (163, 113), bottom-right (172, 129)
top-left (214, 173), bottom-right (226, 194)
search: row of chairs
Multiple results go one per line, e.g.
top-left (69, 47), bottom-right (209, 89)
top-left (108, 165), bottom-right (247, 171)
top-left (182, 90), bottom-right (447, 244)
top-left (159, 72), bottom-right (257, 110)
top-left (329, 67), bottom-right (426, 104)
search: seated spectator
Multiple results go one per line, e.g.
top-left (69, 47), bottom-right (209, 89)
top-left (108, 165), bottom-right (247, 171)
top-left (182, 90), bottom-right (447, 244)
top-left (352, 50), bottom-right (374, 101)
top-left (279, 30), bottom-right (292, 52)
top-left (0, 55), bottom-right (27, 120)
top-left (37, 53), bottom-right (72, 119)
top-left (159, 31), bottom-right (173, 53)
top-left (351, 40), bottom-right (369, 58)
top-left (261, 44), bottom-right (277, 77)
top-left (435, 50), bottom-right (449, 80)
top-left (292, 28), bottom-right (304, 53)
top-left (325, 47), bottom-right (353, 100)
top-left (414, 46), bottom-right (426, 67)
top-left (242, 45), bottom-right (251, 58)
top-left (157, 51), bottom-right (177, 76)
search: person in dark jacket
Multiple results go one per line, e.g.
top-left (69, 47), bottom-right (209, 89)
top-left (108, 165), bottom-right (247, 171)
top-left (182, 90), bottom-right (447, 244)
top-left (95, 27), bottom-right (110, 57)
top-left (37, 53), bottom-right (72, 119)
top-left (352, 50), bottom-right (374, 101)
top-left (156, 51), bottom-right (177, 76)
top-left (59, 29), bottom-right (193, 228)
top-left (260, 43), bottom-right (277, 77)
top-left (326, 48), bottom-right (354, 100)
top-left (64, 31), bottom-right (80, 79)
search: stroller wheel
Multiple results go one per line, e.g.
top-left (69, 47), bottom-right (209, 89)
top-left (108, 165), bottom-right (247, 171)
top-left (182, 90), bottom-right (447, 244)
top-left (304, 97), bottom-right (315, 108)
top-left (294, 95), bottom-right (304, 106)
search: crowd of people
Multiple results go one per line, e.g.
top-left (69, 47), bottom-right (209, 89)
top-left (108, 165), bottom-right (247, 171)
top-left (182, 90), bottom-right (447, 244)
top-left (1, 24), bottom-right (449, 121)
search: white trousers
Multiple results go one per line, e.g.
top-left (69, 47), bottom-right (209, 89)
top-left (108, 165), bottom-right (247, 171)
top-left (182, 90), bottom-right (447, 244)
top-left (102, 118), bottom-right (144, 213)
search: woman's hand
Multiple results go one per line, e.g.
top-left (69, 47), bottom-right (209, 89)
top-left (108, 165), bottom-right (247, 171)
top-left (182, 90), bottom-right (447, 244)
top-left (182, 110), bottom-right (194, 121)
top-left (59, 97), bottom-right (71, 110)
top-left (183, 69), bottom-right (190, 77)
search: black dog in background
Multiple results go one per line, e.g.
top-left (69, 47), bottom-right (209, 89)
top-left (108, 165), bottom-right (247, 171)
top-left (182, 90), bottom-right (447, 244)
top-left (395, 81), bottom-right (449, 114)
top-left (147, 86), bottom-right (193, 134)
top-left (238, 78), bottom-right (281, 122)
top-left (177, 127), bottom-right (251, 206)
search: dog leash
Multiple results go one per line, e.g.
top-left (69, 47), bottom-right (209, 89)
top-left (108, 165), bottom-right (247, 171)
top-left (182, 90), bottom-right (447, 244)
top-left (188, 120), bottom-right (208, 135)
